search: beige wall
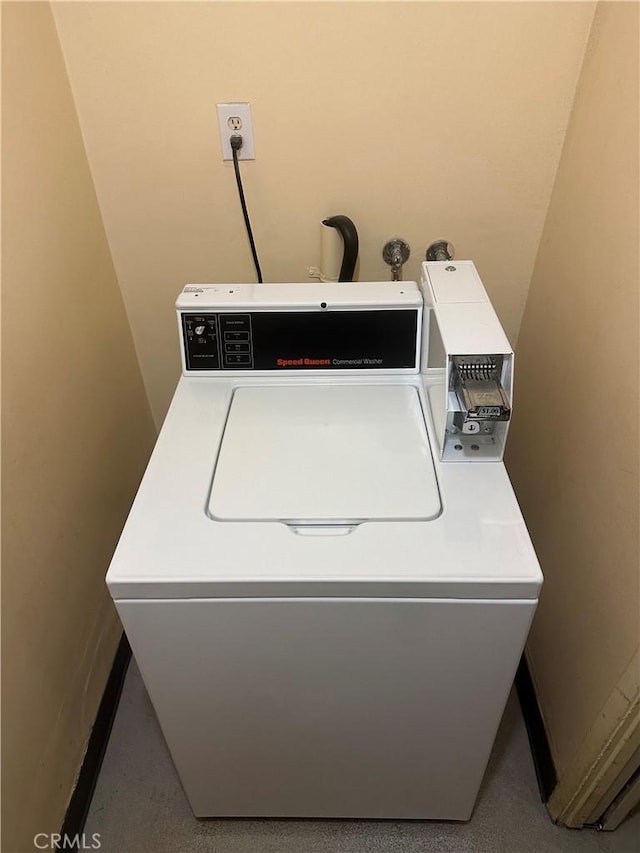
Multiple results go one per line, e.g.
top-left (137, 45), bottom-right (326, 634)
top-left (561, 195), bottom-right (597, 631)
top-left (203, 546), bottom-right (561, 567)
top-left (506, 0), bottom-right (639, 786)
top-left (1, 4), bottom-right (156, 851)
top-left (52, 1), bottom-right (595, 425)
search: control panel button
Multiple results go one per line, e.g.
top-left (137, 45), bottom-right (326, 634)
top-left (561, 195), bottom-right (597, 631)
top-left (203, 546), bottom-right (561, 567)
top-left (225, 342), bottom-right (251, 353)
top-left (224, 353), bottom-right (251, 365)
top-left (224, 331), bottom-right (250, 342)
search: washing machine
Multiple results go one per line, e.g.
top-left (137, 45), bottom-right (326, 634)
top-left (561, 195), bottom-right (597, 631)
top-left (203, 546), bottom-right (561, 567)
top-left (106, 261), bottom-right (542, 821)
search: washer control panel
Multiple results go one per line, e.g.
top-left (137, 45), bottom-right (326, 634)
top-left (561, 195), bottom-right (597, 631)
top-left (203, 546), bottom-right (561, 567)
top-left (180, 309), bottom-right (418, 372)
top-left (182, 314), bottom-right (254, 371)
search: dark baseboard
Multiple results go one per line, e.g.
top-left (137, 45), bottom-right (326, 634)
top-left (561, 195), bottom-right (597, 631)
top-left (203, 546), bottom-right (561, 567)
top-left (60, 633), bottom-right (131, 841)
top-left (515, 654), bottom-right (557, 803)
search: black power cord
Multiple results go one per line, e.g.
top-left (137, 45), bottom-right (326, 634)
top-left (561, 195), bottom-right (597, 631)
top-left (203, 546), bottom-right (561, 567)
top-left (230, 134), bottom-right (263, 283)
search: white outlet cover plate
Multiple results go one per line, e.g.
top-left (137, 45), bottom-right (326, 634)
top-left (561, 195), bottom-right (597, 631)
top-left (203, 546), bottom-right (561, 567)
top-left (216, 102), bottom-right (255, 161)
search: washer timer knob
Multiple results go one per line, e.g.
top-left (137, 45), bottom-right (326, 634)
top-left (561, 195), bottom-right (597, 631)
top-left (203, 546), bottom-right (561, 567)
top-left (195, 325), bottom-right (205, 335)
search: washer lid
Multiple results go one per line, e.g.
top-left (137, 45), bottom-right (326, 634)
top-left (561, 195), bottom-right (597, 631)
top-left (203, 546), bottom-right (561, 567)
top-left (208, 384), bottom-right (441, 524)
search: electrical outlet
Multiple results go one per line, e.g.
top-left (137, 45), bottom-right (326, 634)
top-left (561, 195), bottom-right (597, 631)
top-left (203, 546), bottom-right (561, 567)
top-left (216, 102), bottom-right (255, 161)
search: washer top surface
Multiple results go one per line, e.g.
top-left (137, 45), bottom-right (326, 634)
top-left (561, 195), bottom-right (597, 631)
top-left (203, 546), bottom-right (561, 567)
top-left (208, 385), bottom-right (441, 524)
top-left (107, 374), bottom-right (543, 601)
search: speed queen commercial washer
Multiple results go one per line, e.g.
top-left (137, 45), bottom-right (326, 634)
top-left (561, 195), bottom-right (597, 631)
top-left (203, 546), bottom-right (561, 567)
top-left (107, 262), bottom-right (542, 821)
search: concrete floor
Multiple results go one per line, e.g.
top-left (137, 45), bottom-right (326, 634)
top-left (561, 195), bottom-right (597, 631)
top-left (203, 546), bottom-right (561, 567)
top-left (86, 660), bottom-right (639, 853)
